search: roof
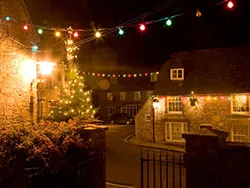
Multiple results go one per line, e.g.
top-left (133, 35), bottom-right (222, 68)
top-left (154, 46), bottom-right (250, 95)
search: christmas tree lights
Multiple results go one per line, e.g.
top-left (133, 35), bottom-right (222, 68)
top-left (49, 37), bottom-right (96, 122)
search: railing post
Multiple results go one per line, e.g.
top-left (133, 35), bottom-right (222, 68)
top-left (141, 148), bottom-right (144, 188)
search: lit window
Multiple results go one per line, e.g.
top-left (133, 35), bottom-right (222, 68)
top-left (170, 68), bottom-right (184, 80)
top-left (110, 77), bottom-right (117, 84)
top-left (232, 125), bottom-right (249, 143)
top-left (120, 92), bottom-right (126, 101)
top-left (147, 90), bottom-right (153, 98)
top-left (150, 73), bottom-right (158, 82)
top-left (134, 91), bottom-right (141, 101)
top-left (231, 94), bottom-right (249, 113)
top-left (165, 122), bottom-right (187, 141)
top-left (107, 93), bottom-right (113, 101)
top-left (168, 96), bottom-right (183, 113)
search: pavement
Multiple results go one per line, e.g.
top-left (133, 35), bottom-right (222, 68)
top-left (125, 134), bottom-right (185, 152)
top-left (105, 124), bottom-right (185, 188)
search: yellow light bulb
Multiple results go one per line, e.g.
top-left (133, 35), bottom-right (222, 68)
top-left (55, 31), bottom-right (61, 37)
top-left (95, 31), bottom-right (101, 38)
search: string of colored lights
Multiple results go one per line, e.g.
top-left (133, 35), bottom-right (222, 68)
top-left (2, 0), bottom-right (235, 50)
top-left (158, 95), bottom-right (232, 101)
top-left (82, 71), bottom-right (160, 78)
top-left (74, 0), bottom-right (180, 46)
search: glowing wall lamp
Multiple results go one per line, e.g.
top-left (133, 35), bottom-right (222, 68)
top-left (37, 61), bottom-right (56, 75)
top-left (152, 98), bottom-right (159, 143)
top-left (20, 59), bottom-right (37, 83)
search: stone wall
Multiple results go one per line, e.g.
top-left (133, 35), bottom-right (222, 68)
top-left (135, 98), bottom-right (154, 142)
top-left (0, 38), bottom-right (37, 125)
top-left (135, 94), bottom-right (243, 144)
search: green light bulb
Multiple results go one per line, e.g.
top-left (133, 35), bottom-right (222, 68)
top-left (118, 28), bottom-right (124, 35)
top-left (166, 19), bottom-right (172, 26)
top-left (38, 28), bottom-right (43, 34)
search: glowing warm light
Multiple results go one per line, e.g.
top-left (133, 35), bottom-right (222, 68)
top-left (196, 10), bottom-right (202, 17)
top-left (227, 1), bottom-right (234, 8)
top-left (207, 96), bottom-right (211, 100)
top-left (38, 28), bottom-right (43, 35)
top-left (55, 31), bottom-right (61, 37)
top-left (139, 24), bottom-right (146, 31)
top-left (20, 59), bottom-right (36, 83)
top-left (95, 31), bottom-right (101, 38)
top-left (38, 61), bottom-right (56, 75)
top-left (23, 25), bottom-right (28, 30)
top-left (73, 31), bottom-right (79, 38)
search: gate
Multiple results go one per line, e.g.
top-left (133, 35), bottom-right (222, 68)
top-left (140, 147), bottom-right (186, 188)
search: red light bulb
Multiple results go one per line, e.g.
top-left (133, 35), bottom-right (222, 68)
top-left (227, 1), bottom-right (234, 8)
top-left (73, 31), bottom-right (79, 38)
top-left (139, 24), bottom-right (146, 31)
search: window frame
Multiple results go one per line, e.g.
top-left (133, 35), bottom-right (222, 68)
top-left (167, 96), bottom-right (183, 114)
top-left (107, 92), bottom-right (113, 101)
top-left (231, 94), bottom-right (250, 114)
top-left (134, 91), bottom-right (141, 101)
top-left (231, 124), bottom-right (249, 143)
top-left (165, 122), bottom-right (187, 142)
top-left (150, 73), bottom-right (158, 82)
top-left (170, 68), bottom-right (184, 80)
top-left (120, 92), bottom-right (126, 101)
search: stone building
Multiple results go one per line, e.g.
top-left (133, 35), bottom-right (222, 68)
top-left (82, 66), bottom-right (160, 123)
top-left (136, 46), bottom-right (250, 145)
top-left (37, 62), bottom-right (65, 121)
top-left (0, 0), bottom-right (38, 125)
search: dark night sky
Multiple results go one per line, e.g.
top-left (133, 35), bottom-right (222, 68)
top-left (25, 0), bottom-right (250, 68)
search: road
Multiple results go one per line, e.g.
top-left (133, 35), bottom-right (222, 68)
top-left (105, 124), bottom-right (141, 188)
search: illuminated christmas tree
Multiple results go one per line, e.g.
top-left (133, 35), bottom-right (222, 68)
top-left (49, 35), bottom-right (96, 122)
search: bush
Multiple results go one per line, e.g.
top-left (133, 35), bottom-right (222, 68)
top-left (0, 118), bottom-right (105, 188)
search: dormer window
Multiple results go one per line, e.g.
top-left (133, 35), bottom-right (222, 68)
top-left (170, 68), bottom-right (184, 80)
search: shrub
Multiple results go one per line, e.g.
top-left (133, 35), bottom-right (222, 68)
top-left (0, 118), bottom-right (105, 188)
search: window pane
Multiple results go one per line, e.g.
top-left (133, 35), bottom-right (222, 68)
top-left (172, 70), bottom-right (177, 78)
top-left (168, 96), bottom-right (183, 112)
top-left (134, 92), bottom-right (141, 101)
top-left (177, 70), bottom-right (183, 78)
top-left (107, 93), bottom-right (113, 101)
top-left (233, 125), bottom-right (248, 143)
top-left (232, 95), bottom-right (249, 112)
top-left (120, 92), bottom-right (126, 101)
top-left (172, 123), bottom-right (182, 140)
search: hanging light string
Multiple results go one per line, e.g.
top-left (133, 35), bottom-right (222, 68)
top-left (1, 0), bottom-right (235, 51)
top-left (82, 71), bottom-right (159, 78)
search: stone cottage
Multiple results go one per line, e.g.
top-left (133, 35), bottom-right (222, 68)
top-left (0, 0), bottom-right (38, 125)
top-left (135, 46), bottom-right (250, 145)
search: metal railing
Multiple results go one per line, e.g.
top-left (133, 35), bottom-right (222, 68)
top-left (77, 153), bottom-right (106, 188)
top-left (140, 147), bottom-right (186, 188)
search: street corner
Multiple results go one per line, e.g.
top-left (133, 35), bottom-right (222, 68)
top-left (124, 134), bottom-right (146, 147)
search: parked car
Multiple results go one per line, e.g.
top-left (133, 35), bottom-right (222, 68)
top-left (110, 113), bottom-right (134, 125)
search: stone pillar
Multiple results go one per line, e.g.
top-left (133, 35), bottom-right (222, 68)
top-left (183, 126), bottom-right (228, 188)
